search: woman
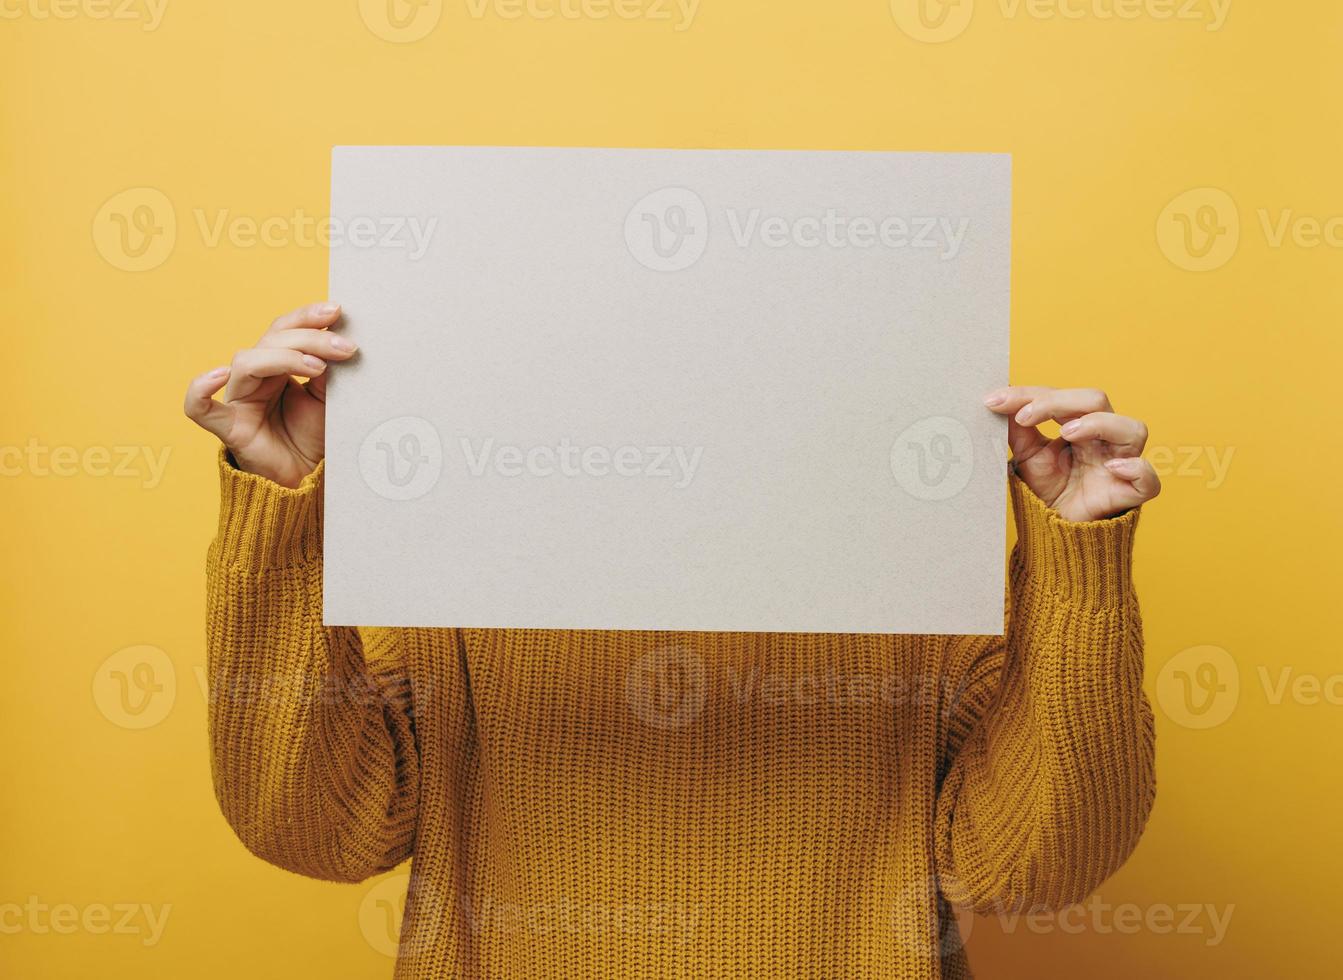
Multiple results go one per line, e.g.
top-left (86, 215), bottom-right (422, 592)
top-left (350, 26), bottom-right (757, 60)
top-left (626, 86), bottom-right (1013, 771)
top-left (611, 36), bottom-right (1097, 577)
top-left (184, 302), bottom-right (1159, 979)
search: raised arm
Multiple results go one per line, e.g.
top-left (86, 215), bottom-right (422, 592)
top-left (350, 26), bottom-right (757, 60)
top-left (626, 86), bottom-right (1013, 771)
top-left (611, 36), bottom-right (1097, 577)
top-left (205, 454), bottom-right (421, 882)
top-left (204, 453), bottom-right (419, 880)
top-left (932, 385), bottom-right (1162, 910)
top-left (933, 475), bottom-right (1156, 911)
top-left (183, 302), bottom-right (422, 880)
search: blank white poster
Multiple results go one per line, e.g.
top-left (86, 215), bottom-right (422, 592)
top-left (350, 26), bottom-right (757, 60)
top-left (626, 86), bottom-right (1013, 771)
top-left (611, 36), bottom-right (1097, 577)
top-left (324, 146), bottom-right (1009, 634)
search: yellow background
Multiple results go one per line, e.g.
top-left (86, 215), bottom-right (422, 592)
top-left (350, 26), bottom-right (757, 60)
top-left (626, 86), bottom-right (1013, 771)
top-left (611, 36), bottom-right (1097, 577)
top-left (2, 0), bottom-right (1340, 976)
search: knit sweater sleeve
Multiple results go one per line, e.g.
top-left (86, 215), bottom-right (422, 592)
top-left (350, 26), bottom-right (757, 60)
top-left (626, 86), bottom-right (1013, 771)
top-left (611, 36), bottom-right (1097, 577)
top-left (205, 451), bottom-right (420, 883)
top-left (932, 474), bottom-right (1156, 912)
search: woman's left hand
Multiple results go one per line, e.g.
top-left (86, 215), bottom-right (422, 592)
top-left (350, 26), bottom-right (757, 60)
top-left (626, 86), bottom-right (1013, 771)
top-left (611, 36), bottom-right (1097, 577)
top-left (983, 386), bottom-right (1161, 523)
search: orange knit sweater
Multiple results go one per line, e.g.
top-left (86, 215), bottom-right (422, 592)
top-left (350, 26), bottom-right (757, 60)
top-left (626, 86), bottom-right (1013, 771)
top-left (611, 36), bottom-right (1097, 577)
top-left (205, 453), bottom-right (1155, 979)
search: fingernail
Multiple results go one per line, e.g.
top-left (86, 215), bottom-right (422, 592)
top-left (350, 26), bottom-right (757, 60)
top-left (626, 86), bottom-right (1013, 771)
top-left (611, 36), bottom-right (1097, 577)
top-left (1105, 458), bottom-right (1126, 470)
top-left (318, 303), bottom-right (341, 315)
top-left (983, 392), bottom-right (1005, 407)
top-left (330, 336), bottom-right (357, 352)
top-left (1015, 404), bottom-right (1034, 423)
top-left (208, 366), bottom-right (230, 378)
top-left (301, 355), bottom-right (326, 372)
top-left (1060, 420), bottom-right (1081, 437)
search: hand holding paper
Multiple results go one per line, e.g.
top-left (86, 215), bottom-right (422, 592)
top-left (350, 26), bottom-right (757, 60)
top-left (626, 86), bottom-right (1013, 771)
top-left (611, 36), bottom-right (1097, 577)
top-left (183, 303), bottom-right (356, 489)
top-left (985, 386), bottom-right (1162, 522)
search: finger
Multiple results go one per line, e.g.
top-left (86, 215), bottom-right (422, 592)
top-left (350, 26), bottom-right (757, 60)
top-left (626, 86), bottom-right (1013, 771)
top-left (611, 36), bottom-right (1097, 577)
top-left (983, 386), bottom-right (1058, 417)
top-left (265, 302), bottom-right (342, 335)
top-left (1058, 413), bottom-right (1149, 455)
top-left (258, 328), bottom-right (358, 361)
top-left (183, 366), bottom-right (236, 440)
top-left (1104, 456), bottom-right (1162, 503)
top-left (1013, 388), bottom-right (1112, 427)
top-left (226, 348), bottom-right (326, 401)
top-left (1003, 419), bottom-right (1053, 465)
top-left (304, 372), bottom-right (329, 403)
top-left (985, 387), bottom-right (1055, 461)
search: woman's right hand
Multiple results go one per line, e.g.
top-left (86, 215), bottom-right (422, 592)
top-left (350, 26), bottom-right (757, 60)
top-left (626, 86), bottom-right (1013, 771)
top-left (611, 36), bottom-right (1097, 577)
top-left (183, 302), bottom-right (358, 488)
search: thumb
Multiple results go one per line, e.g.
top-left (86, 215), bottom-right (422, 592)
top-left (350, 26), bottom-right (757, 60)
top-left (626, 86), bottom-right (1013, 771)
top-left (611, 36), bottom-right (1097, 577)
top-left (183, 367), bottom-right (237, 443)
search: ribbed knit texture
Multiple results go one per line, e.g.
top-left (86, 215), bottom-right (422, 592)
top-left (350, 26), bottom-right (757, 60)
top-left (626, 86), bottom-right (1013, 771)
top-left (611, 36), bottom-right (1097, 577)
top-left (205, 451), bottom-right (1155, 979)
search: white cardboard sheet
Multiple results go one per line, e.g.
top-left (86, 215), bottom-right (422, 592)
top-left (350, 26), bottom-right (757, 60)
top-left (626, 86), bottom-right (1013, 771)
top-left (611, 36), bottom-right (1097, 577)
top-left (325, 146), bottom-right (1009, 634)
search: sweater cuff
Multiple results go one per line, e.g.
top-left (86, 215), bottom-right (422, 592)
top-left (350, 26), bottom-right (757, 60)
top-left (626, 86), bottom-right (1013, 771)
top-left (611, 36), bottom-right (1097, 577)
top-left (1008, 473), bottom-right (1139, 610)
top-left (211, 448), bottom-right (324, 570)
